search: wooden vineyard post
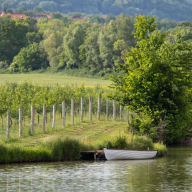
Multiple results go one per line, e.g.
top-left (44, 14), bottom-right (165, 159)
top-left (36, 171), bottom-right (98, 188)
top-left (113, 99), bottom-right (116, 120)
top-left (43, 104), bottom-right (46, 133)
top-left (127, 109), bottom-right (129, 123)
top-left (1, 115), bottom-right (3, 129)
top-left (52, 104), bottom-right (56, 130)
top-left (89, 96), bottom-right (92, 121)
top-left (31, 105), bottom-right (34, 132)
top-left (81, 97), bottom-right (83, 122)
top-left (7, 109), bottom-right (10, 139)
top-left (19, 107), bottom-right (22, 137)
top-left (97, 96), bottom-right (101, 120)
top-left (62, 101), bottom-right (65, 127)
top-left (120, 105), bottom-right (123, 120)
top-left (106, 99), bottom-right (109, 120)
top-left (71, 98), bottom-right (74, 124)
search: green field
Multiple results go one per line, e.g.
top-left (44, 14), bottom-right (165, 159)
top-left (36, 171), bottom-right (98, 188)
top-left (0, 74), bottom-right (167, 162)
top-left (0, 118), bottom-right (128, 148)
top-left (0, 74), bottom-right (111, 86)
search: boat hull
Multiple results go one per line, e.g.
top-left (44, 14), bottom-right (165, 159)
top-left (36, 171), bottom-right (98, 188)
top-left (103, 148), bottom-right (157, 160)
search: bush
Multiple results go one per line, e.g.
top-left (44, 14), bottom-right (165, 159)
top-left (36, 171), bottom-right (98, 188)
top-left (44, 137), bottom-right (82, 161)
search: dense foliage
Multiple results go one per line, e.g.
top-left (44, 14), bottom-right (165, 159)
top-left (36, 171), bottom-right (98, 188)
top-left (1, 0), bottom-right (192, 21)
top-left (0, 13), bottom-right (180, 74)
top-left (0, 14), bottom-right (138, 73)
top-left (110, 15), bottom-right (192, 144)
top-left (0, 82), bottom-right (118, 117)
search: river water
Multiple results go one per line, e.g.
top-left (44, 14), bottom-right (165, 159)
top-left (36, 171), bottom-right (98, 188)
top-left (0, 145), bottom-right (192, 192)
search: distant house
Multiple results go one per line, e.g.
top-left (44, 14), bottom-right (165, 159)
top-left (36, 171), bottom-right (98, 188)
top-left (27, 14), bottom-right (48, 19)
top-left (71, 15), bottom-right (89, 21)
top-left (71, 15), bottom-right (84, 20)
top-left (42, 14), bottom-right (51, 19)
top-left (1, 12), bottom-right (26, 18)
top-left (103, 15), bottom-right (107, 19)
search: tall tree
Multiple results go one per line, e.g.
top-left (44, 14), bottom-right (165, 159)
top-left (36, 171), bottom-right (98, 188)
top-left (10, 42), bottom-right (48, 72)
top-left (79, 26), bottom-right (102, 69)
top-left (98, 14), bottom-right (136, 69)
top-left (62, 21), bottom-right (91, 69)
top-left (110, 15), bottom-right (192, 143)
top-left (0, 16), bottom-right (29, 64)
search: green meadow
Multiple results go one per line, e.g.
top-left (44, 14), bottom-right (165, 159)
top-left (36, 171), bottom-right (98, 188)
top-left (0, 74), bottom-right (111, 86)
top-left (0, 74), bottom-right (167, 163)
top-left (0, 113), bottom-right (167, 163)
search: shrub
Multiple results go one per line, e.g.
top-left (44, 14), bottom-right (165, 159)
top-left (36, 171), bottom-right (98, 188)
top-left (45, 137), bottom-right (82, 161)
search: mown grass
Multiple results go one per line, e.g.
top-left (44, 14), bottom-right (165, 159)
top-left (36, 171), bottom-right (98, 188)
top-left (0, 114), bottom-right (167, 163)
top-left (0, 74), bottom-right (111, 86)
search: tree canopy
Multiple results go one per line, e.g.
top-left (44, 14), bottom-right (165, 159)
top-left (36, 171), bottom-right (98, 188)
top-left (110, 15), bottom-right (192, 144)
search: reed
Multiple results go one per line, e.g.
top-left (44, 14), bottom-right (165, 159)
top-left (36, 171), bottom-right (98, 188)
top-left (0, 142), bottom-right (52, 163)
top-left (153, 142), bottom-right (167, 157)
top-left (44, 137), bottom-right (82, 161)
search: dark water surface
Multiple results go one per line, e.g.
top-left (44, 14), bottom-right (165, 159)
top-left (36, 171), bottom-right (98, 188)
top-left (0, 145), bottom-right (192, 192)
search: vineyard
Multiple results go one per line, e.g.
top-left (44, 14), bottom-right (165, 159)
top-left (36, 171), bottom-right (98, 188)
top-left (0, 82), bottom-right (168, 163)
top-left (0, 82), bottom-right (128, 139)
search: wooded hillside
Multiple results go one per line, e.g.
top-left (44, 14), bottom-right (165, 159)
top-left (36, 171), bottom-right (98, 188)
top-left (1, 0), bottom-right (192, 21)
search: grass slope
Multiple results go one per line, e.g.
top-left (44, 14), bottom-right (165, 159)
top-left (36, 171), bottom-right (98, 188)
top-left (0, 119), bottom-right (128, 148)
top-left (0, 74), bottom-right (111, 86)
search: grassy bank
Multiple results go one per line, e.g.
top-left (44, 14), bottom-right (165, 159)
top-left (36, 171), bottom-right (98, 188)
top-left (0, 119), bottom-right (167, 163)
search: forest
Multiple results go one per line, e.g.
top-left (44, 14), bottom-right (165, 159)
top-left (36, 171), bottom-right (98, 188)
top-left (1, 0), bottom-right (192, 21)
top-left (0, 13), bottom-right (188, 75)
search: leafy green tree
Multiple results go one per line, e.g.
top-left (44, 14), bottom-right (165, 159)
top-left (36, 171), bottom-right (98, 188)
top-left (62, 21), bottom-right (91, 69)
top-left (26, 32), bottom-right (43, 44)
top-left (98, 14), bottom-right (135, 69)
top-left (79, 27), bottom-right (102, 69)
top-left (37, 18), bottom-right (65, 35)
top-left (105, 14), bottom-right (116, 24)
top-left (166, 21), bottom-right (192, 43)
top-left (38, 19), bottom-right (66, 68)
top-left (40, 32), bottom-right (63, 67)
top-left (155, 18), bottom-right (177, 32)
top-left (110, 15), bottom-right (192, 144)
top-left (33, 6), bottom-right (44, 14)
top-left (51, 12), bottom-right (62, 19)
top-left (90, 15), bottom-right (105, 24)
top-left (10, 42), bottom-right (48, 72)
top-left (0, 16), bottom-right (29, 64)
top-left (113, 39), bottom-right (128, 65)
top-left (98, 30), bottom-right (114, 68)
top-left (15, 6), bottom-right (27, 13)
top-left (6, 9), bottom-right (13, 13)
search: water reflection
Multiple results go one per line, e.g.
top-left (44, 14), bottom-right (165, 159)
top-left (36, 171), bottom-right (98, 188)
top-left (0, 145), bottom-right (192, 192)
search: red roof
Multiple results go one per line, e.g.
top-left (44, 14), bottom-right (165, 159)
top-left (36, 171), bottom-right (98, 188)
top-left (42, 14), bottom-right (51, 19)
top-left (71, 15), bottom-right (89, 21)
top-left (1, 12), bottom-right (26, 18)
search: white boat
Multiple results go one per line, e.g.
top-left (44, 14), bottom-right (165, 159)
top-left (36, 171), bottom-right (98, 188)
top-left (103, 148), bottom-right (157, 160)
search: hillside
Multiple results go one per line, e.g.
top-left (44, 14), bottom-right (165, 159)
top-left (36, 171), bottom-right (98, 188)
top-left (2, 0), bottom-right (192, 21)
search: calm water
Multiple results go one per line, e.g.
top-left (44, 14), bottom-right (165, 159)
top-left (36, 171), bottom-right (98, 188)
top-left (0, 145), bottom-right (192, 192)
